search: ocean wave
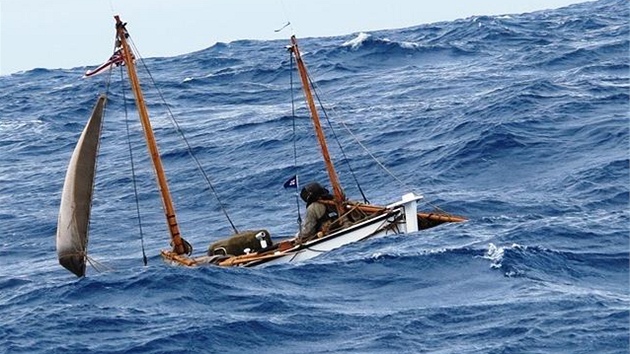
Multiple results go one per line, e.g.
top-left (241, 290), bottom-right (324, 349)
top-left (484, 242), bottom-right (630, 285)
top-left (1, 1), bottom-right (628, 352)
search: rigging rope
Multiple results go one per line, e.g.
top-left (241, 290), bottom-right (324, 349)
top-left (289, 54), bottom-right (302, 229)
top-left (119, 66), bottom-right (149, 266)
top-left (86, 254), bottom-right (115, 274)
top-left (83, 50), bottom-right (116, 272)
top-left (304, 70), bottom-right (370, 204)
top-left (127, 38), bottom-right (239, 234)
top-left (306, 74), bottom-right (449, 213)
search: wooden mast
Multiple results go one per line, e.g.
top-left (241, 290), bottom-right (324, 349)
top-left (289, 35), bottom-right (345, 211)
top-left (114, 16), bottom-right (188, 255)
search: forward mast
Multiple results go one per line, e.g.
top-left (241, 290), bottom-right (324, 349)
top-left (289, 35), bottom-right (345, 213)
top-left (114, 15), bottom-right (188, 255)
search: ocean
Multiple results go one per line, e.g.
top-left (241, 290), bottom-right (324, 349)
top-left (0, 0), bottom-right (628, 353)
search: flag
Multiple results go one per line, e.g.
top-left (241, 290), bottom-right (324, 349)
top-left (283, 175), bottom-right (298, 189)
top-left (83, 49), bottom-right (126, 78)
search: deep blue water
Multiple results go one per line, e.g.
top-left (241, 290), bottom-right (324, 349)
top-left (1, 1), bottom-right (628, 353)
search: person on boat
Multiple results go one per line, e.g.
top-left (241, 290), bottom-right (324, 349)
top-left (296, 182), bottom-right (336, 243)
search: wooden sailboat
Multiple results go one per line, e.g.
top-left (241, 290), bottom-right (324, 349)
top-left (56, 17), bottom-right (466, 276)
top-left (168, 36), bottom-right (467, 268)
top-left (178, 36), bottom-right (467, 268)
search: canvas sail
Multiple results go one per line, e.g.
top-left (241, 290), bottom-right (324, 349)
top-left (56, 95), bottom-right (106, 277)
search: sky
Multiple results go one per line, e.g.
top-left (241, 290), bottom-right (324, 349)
top-left (0, 0), bottom-right (589, 75)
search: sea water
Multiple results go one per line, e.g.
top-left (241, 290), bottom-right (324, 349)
top-left (0, 0), bottom-right (628, 353)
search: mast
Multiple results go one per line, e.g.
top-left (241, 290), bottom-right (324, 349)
top-left (114, 16), bottom-right (188, 255)
top-left (289, 35), bottom-right (345, 211)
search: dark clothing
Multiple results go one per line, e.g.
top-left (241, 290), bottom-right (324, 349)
top-left (298, 201), bottom-right (328, 242)
top-left (297, 182), bottom-right (337, 243)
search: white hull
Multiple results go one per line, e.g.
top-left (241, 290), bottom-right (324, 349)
top-left (242, 193), bottom-right (422, 267)
top-left (251, 211), bottom-right (401, 267)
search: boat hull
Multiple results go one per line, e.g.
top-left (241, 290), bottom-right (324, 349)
top-left (161, 192), bottom-right (467, 268)
top-left (245, 210), bottom-right (403, 267)
top-left (162, 207), bottom-right (407, 268)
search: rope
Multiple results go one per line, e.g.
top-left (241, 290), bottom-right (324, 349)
top-left (119, 66), bottom-right (148, 266)
top-left (303, 69), bottom-right (450, 208)
top-left (305, 78), bottom-right (450, 213)
top-left (289, 53), bottom-right (302, 229)
top-left (86, 254), bottom-right (115, 274)
top-left (83, 50), bottom-right (113, 273)
top-left (127, 37), bottom-right (239, 234)
top-left (305, 70), bottom-right (370, 204)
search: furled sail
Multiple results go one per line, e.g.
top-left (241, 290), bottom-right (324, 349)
top-left (56, 94), bottom-right (106, 277)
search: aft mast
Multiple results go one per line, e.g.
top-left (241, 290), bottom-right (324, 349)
top-left (289, 36), bottom-right (345, 212)
top-left (114, 15), bottom-right (189, 255)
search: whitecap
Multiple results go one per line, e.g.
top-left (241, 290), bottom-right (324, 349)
top-left (483, 243), bottom-right (527, 269)
top-left (399, 41), bottom-right (419, 49)
top-left (342, 32), bottom-right (371, 50)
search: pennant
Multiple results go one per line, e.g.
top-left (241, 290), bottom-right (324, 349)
top-left (83, 49), bottom-right (126, 78)
top-left (283, 175), bottom-right (298, 189)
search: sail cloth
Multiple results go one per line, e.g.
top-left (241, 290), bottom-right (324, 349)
top-left (56, 95), bottom-right (106, 277)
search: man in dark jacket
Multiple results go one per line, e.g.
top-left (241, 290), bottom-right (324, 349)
top-left (297, 182), bottom-right (335, 243)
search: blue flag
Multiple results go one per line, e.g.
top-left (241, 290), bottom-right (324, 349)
top-left (283, 175), bottom-right (298, 189)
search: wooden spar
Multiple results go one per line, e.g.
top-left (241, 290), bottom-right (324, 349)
top-left (319, 199), bottom-right (468, 223)
top-left (114, 16), bottom-right (188, 255)
top-left (289, 36), bottom-right (345, 212)
top-left (160, 250), bottom-right (197, 266)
